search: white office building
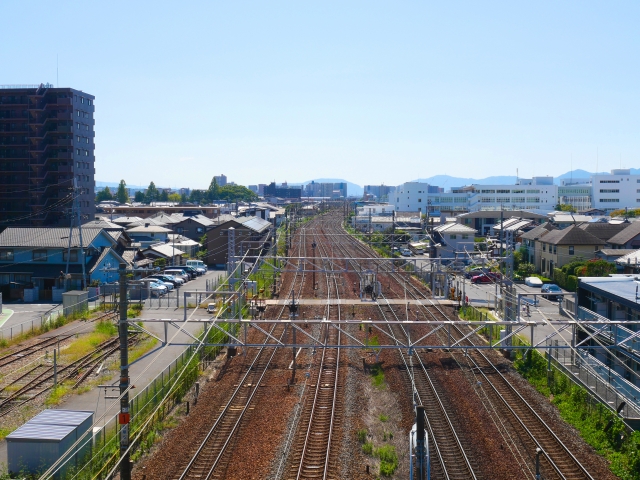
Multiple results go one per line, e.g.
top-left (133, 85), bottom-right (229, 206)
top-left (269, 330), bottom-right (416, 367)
top-left (590, 169), bottom-right (640, 213)
top-left (394, 177), bottom-right (558, 215)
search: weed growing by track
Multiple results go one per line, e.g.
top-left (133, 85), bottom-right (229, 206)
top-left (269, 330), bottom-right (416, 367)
top-left (514, 349), bottom-right (640, 479)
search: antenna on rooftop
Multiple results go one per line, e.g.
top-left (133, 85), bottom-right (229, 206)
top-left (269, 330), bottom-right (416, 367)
top-left (56, 54), bottom-right (59, 87)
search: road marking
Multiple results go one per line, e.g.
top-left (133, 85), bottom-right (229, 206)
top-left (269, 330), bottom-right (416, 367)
top-left (0, 309), bottom-right (15, 328)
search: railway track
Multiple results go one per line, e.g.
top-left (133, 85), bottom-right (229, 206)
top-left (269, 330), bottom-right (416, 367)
top-left (286, 227), bottom-right (344, 480)
top-left (327, 209), bottom-right (597, 479)
top-left (0, 309), bottom-right (118, 370)
top-left (176, 222), bottom-right (311, 480)
top-left (0, 333), bottom-right (137, 417)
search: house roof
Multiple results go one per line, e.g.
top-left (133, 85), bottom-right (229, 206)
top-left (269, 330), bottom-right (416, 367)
top-left (457, 210), bottom-right (547, 220)
top-left (434, 223), bottom-right (477, 234)
top-left (577, 222), bottom-right (629, 242)
top-left (126, 225), bottom-right (172, 234)
top-left (615, 249), bottom-right (640, 266)
top-left (128, 217), bottom-right (170, 227)
top-left (520, 222), bottom-right (556, 241)
top-left (550, 214), bottom-right (593, 223)
top-left (607, 221), bottom-right (640, 246)
top-left (174, 214), bottom-right (214, 227)
top-left (144, 243), bottom-right (185, 258)
top-left (597, 249), bottom-right (637, 257)
top-left (0, 227), bottom-right (114, 248)
top-left (493, 217), bottom-right (534, 232)
top-left (236, 215), bottom-right (272, 233)
top-left (110, 216), bottom-right (144, 225)
top-left (85, 218), bottom-right (124, 230)
top-left (538, 225), bottom-right (605, 246)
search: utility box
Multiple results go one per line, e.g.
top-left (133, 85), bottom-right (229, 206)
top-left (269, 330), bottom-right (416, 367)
top-left (62, 290), bottom-right (89, 316)
top-left (7, 409), bottom-right (94, 478)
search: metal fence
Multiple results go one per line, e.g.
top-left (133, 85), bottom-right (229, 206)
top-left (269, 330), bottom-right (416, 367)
top-left (546, 340), bottom-right (640, 422)
top-left (0, 295), bottom-right (103, 342)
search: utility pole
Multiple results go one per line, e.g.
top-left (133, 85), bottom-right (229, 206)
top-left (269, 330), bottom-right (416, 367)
top-left (118, 263), bottom-right (131, 480)
top-left (391, 210), bottom-right (396, 256)
top-left (415, 405), bottom-right (426, 480)
top-left (311, 241), bottom-right (317, 292)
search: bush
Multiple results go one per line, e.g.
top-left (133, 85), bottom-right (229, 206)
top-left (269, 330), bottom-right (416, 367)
top-left (375, 445), bottom-right (399, 476)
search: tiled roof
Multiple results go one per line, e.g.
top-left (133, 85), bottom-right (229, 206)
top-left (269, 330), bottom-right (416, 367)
top-left (577, 223), bottom-right (629, 242)
top-left (85, 218), bottom-right (124, 230)
top-left (434, 223), bottom-right (476, 234)
top-left (145, 243), bottom-right (185, 258)
top-left (110, 216), bottom-right (144, 225)
top-left (520, 222), bottom-right (556, 241)
top-left (598, 249), bottom-right (637, 257)
top-left (607, 221), bottom-right (640, 246)
top-left (539, 225), bottom-right (605, 246)
top-left (0, 228), bottom-right (111, 248)
top-left (126, 225), bottom-right (172, 234)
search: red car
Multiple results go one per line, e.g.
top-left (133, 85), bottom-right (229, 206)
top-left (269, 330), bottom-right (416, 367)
top-left (470, 273), bottom-right (501, 284)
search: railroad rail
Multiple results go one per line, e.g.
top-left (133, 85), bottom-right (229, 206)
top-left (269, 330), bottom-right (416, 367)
top-left (287, 227), bottom-right (343, 480)
top-left (176, 223), bottom-right (311, 480)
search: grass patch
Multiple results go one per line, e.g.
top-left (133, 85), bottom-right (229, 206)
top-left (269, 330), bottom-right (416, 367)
top-left (127, 303), bottom-right (143, 318)
top-left (378, 413), bottom-right (389, 422)
top-left (357, 429), bottom-right (368, 443)
top-left (95, 320), bottom-right (117, 336)
top-left (129, 336), bottom-right (159, 364)
top-left (0, 427), bottom-right (14, 440)
top-left (45, 383), bottom-right (71, 406)
top-left (370, 363), bottom-right (386, 389)
top-left (375, 444), bottom-right (399, 476)
top-left (62, 331), bottom-right (115, 362)
top-left (362, 441), bottom-right (374, 455)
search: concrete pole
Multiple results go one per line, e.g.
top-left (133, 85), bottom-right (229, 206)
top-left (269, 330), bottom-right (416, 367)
top-left (118, 263), bottom-right (131, 480)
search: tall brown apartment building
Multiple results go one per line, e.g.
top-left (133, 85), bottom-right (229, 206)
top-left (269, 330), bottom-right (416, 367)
top-left (0, 84), bottom-right (95, 226)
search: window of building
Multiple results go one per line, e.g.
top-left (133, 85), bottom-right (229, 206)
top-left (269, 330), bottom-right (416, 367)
top-left (600, 199), bottom-right (619, 203)
top-left (196, 227), bottom-right (204, 233)
top-left (569, 246), bottom-right (574, 255)
top-left (600, 180), bottom-right (620, 183)
top-left (462, 234), bottom-right (469, 239)
top-left (526, 189), bottom-right (540, 194)
top-left (481, 189), bottom-right (495, 194)
top-left (600, 189), bottom-right (619, 193)
top-left (553, 245), bottom-right (557, 254)
top-left (0, 249), bottom-right (13, 261)
top-left (497, 189), bottom-right (510, 194)
top-left (418, 198), bottom-right (422, 202)
top-left (62, 250), bottom-right (78, 262)
top-left (33, 250), bottom-right (47, 261)
top-left (450, 234), bottom-right (457, 239)
top-left (542, 243), bottom-right (546, 252)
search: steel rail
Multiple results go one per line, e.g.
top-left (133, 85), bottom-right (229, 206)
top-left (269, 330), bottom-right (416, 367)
top-left (177, 221), bottom-right (311, 480)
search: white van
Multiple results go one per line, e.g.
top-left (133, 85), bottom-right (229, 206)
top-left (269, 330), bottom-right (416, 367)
top-left (186, 260), bottom-right (207, 273)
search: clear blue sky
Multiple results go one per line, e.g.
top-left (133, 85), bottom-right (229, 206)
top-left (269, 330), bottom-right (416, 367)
top-left (2, 1), bottom-right (639, 188)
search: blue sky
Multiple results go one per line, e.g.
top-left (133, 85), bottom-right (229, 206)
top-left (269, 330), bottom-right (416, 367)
top-left (2, 1), bottom-right (639, 188)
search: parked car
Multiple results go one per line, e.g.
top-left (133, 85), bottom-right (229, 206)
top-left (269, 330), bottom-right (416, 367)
top-left (138, 279), bottom-right (168, 296)
top-left (207, 303), bottom-right (216, 314)
top-left (524, 276), bottom-right (543, 288)
top-left (183, 266), bottom-right (201, 277)
top-left (186, 260), bottom-right (207, 272)
top-left (164, 269), bottom-right (191, 282)
top-left (464, 267), bottom-right (486, 279)
top-left (401, 248), bottom-right (412, 257)
top-left (470, 272), bottom-right (501, 284)
top-left (541, 284), bottom-right (563, 301)
top-left (148, 274), bottom-right (182, 287)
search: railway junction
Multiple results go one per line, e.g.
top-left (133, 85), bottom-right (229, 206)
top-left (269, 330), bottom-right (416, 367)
top-left (22, 207), bottom-right (638, 479)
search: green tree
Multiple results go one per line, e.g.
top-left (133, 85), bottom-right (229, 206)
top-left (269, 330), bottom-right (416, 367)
top-left (217, 184), bottom-right (259, 202)
top-left (180, 192), bottom-right (188, 203)
top-left (554, 203), bottom-right (577, 213)
top-left (160, 190), bottom-right (169, 202)
top-left (116, 180), bottom-right (129, 204)
top-left (96, 186), bottom-right (113, 202)
top-left (168, 193), bottom-right (181, 202)
top-left (206, 177), bottom-right (220, 202)
top-left (145, 181), bottom-right (159, 203)
top-left (134, 191), bottom-right (145, 202)
top-left (189, 189), bottom-right (206, 204)
top-left (577, 259), bottom-right (617, 277)
top-left (517, 262), bottom-right (535, 277)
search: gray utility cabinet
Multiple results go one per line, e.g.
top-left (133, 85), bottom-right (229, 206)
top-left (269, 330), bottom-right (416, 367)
top-left (7, 409), bottom-right (94, 478)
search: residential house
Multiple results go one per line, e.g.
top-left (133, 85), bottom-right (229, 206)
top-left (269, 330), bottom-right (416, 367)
top-left (606, 221), bottom-right (640, 250)
top-left (537, 225), bottom-right (605, 277)
top-left (141, 243), bottom-right (185, 267)
top-left (204, 216), bottom-right (272, 268)
top-left (577, 222), bottom-right (629, 244)
top-left (432, 222), bottom-right (477, 259)
top-left (126, 224), bottom-right (172, 248)
top-left (520, 223), bottom-right (557, 270)
top-left (0, 227), bottom-right (128, 301)
top-left (172, 215), bottom-right (215, 242)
